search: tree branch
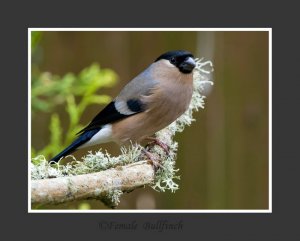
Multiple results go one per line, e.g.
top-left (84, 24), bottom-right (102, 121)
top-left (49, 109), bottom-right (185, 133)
top-left (31, 161), bottom-right (154, 207)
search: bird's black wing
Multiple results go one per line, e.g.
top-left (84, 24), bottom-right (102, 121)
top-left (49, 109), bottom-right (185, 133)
top-left (76, 99), bottom-right (146, 135)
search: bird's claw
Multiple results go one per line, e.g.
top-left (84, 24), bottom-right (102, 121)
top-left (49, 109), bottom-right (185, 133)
top-left (146, 137), bottom-right (170, 154)
top-left (142, 149), bottom-right (163, 171)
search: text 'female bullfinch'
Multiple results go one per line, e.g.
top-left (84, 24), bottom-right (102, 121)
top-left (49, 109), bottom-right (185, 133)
top-left (50, 50), bottom-right (196, 163)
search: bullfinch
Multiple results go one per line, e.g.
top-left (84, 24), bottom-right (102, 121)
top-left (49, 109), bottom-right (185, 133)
top-left (50, 50), bottom-right (196, 163)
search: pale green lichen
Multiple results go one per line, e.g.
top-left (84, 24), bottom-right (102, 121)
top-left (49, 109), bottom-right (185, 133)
top-left (31, 58), bottom-right (214, 204)
top-left (31, 144), bottom-right (143, 180)
top-left (103, 189), bottom-right (123, 208)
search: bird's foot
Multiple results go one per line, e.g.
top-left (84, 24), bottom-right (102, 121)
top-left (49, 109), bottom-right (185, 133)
top-left (142, 149), bottom-right (163, 171)
top-left (145, 137), bottom-right (170, 154)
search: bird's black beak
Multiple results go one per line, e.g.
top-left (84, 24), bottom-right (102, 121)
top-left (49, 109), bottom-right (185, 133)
top-left (179, 57), bottom-right (196, 74)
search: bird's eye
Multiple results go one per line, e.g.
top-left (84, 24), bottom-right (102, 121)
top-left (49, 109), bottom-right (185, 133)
top-left (170, 57), bottom-right (176, 64)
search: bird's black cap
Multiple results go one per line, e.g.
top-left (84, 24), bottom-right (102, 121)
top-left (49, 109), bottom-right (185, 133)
top-left (155, 50), bottom-right (195, 74)
top-left (154, 50), bottom-right (194, 62)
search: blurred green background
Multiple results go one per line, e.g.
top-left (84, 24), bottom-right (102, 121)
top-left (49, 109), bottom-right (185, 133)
top-left (31, 31), bottom-right (269, 210)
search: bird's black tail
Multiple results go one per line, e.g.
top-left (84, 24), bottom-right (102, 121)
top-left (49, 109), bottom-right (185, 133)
top-left (49, 128), bottom-right (101, 163)
top-left (49, 142), bottom-right (78, 163)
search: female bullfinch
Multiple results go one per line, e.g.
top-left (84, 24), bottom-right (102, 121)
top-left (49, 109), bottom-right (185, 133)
top-left (50, 50), bottom-right (196, 163)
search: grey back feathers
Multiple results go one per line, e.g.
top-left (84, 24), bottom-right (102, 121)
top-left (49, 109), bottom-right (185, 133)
top-left (116, 67), bottom-right (159, 101)
top-left (115, 65), bottom-right (159, 114)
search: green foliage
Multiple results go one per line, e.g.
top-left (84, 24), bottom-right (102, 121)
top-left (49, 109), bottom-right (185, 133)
top-left (31, 63), bottom-right (118, 160)
top-left (31, 31), bottom-right (42, 54)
